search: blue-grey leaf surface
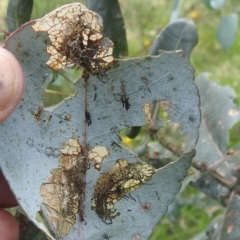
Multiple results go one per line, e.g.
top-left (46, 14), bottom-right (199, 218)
top-left (149, 18), bottom-right (198, 59)
top-left (217, 13), bottom-right (238, 50)
top-left (194, 73), bottom-right (240, 164)
top-left (0, 11), bottom-right (200, 240)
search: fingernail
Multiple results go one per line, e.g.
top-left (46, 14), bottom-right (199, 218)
top-left (0, 54), bottom-right (19, 110)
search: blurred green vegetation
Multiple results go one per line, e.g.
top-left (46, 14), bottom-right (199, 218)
top-left (0, 0), bottom-right (239, 239)
top-left (151, 202), bottom-right (221, 240)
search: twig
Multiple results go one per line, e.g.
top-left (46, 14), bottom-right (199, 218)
top-left (155, 134), bottom-right (183, 157)
top-left (192, 160), bottom-right (236, 190)
top-left (0, 29), bottom-right (10, 36)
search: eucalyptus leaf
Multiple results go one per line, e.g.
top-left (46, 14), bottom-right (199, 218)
top-left (210, 0), bottom-right (225, 9)
top-left (192, 215), bottom-right (224, 240)
top-left (86, 0), bottom-right (128, 58)
top-left (191, 231), bottom-right (209, 240)
top-left (170, 0), bottom-right (182, 22)
top-left (194, 73), bottom-right (240, 164)
top-left (215, 195), bottom-right (240, 240)
top-left (0, 4), bottom-right (200, 239)
top-left (187, 73), bottom-right (240, 204)
top-left (149, 18), bottom-right (198, 59)
top-left (202, 0), bottom-right (225, 9)
top-left (7, 0), bottom-right (33, 32)
top-left (190, 173), bottom-right (230, 201)
top-left (216, 13), bottom-right (238, 50)
top-left (207, 215), bottom-right (224, 239)
top-left (204, 197), bottom-right (240, 240)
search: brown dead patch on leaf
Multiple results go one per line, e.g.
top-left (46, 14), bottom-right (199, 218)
top-left (226, 223), bottom-right (234, 233)
top-left (92, 159), bottom-right (155, 224)
top-left (32, 3), bottom-right (113, 79)
top-left (33, 106), bottom-right (43, 121)
top-left (40, 138), bottom-right (86, 236)
top-left (140, 202), bottom-right (151, 212)
top-left (159, 99), bottom-right (171, 111)
top-left (143, 102), bottom-right (152, 124)
top-left (64, 115), bottom-right (71, 121)
top-left (132, 233), bottom-right (141, 240)
top-left (88, 146), bottom-right (109, 171)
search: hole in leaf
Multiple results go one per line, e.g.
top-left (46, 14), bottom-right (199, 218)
top-left (42, 68), bottom-right (80, 108)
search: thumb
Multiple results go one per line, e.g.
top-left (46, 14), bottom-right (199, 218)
top-left (0, 48), bottom-right (24, 123)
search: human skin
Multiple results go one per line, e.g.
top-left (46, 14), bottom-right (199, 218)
top-left (0, 47), bottom-right (25, 240)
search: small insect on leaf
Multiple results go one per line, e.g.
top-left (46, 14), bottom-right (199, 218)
top-left (91, 159), bottom-right (155, 224)
top-left (85, 110), bottom-right (92, 126)
top-left (32, 3), bottom-right (114, 79)
top-left (33, 106), bottom-right (43, 121)
top-left (121, 94), bottom-right (131, 111)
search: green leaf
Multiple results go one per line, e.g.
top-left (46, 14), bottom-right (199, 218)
top-left (216, 13), bottom-right (238, 50)
top-left (86, 0), bottom-right (128, 58)
top-left (149, 18), bottom-right (198, 59)
top-left (0, 4), bottom-right (200, 239)
top-left (7, 0), bottom-right (33, 32)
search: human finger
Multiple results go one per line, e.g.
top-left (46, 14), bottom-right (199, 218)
top-left (0, 47), bottom-right (24, 123)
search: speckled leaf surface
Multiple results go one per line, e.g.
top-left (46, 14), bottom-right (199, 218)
top-left (213, 195), bottom-right (240, 240)
top-left (188, 73), bottom-right (240, 203)
top-left (0, 6), bottom-right (200, 240)
top-left (194, 73), bottom-right (240, 165)
top-left (193, 193), bottom-right (240, 240)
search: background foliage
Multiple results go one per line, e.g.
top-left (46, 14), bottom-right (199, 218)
top-left (0, 0), bottom-right (240, 239)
